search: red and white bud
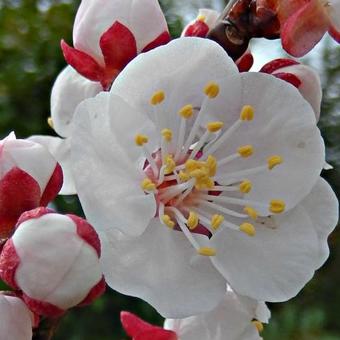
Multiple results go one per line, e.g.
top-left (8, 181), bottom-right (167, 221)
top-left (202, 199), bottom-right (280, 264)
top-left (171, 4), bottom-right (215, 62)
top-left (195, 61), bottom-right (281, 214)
top-left (0, 293), bottom-right (34, 340)
top-left (260, 58), bottom-right (322, 120)
top-left (0, 133), bottom-right (62, 239)
top-left (182, 9), bottom-right (220, 37)
top-left (0, 208), bottom-right (105, 317)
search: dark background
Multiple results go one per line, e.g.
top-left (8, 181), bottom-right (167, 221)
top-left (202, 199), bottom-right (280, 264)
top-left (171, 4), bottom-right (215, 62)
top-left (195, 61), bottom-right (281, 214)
top-left (0, 0), bottom-right (339, 339)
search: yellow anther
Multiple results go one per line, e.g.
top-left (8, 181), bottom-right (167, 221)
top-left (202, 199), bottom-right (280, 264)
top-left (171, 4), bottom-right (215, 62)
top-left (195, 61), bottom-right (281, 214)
top-left (179, 171), bottom-right (190, 182)
top-left (238, 145), bottom-right (254, 158)
top-left (187, 211), bottom-right (199, 230)
top-left (239, 223), bottom-right (256, 236)
top-left (195, 177), bottom-right (214, 190)
top-left (240, 105), bottom-right (255, 121)
top-left (204, 82), bottom-right (220, 98)
top-left (164, 154), bottom-right (176, 175)
top-left (239, 180), bottom-right (252, 194)
top-left (197, 247), bottom-right (217, 256)
top-left (211, 214), bottom-right (224, 230)
top-left (270, 200), bottom-right (286, 214)
top-left (150, 90), bottom-right (165, 105)
top-left (207, 121), bottom-right (224, 133)
top-left (178, 104), bottom-right (194, 119)
top-left (161, 128), bottom-right (173, 142)
top-left (162, 215), bottom-right (175, 229)
top-left (141, 178), bottom-right (156, 192)
top-left (190, 169), bottom-right (209, 179)
top-left (252, 321), bottom-right (264, 333)
top-left (206, 155), bottom-right (217, 176)
top-left (135, 134), bottom-right (149, 146)
top-left (267, 155), bottom-right (283, 170)
top-left (185, 159), bottom-right (200, 172)
top-left (197, 14), bottom-right (206, 22)
top-left (47, 117), bottom-right (54, 129)
top-left (244, 206), bottom-right (258, 220)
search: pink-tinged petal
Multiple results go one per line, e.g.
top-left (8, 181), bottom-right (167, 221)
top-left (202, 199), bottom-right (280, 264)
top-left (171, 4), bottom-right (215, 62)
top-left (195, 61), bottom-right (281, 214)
top-left (260, 58), bottom-right (299, 73)
top-left (0, 168), bottom-right (41, 238)
top-left (23, 295), bottom-right (65, 318)
top-left (0, 239), bottom-right (20, 289)
top-left (236, 51), bottom-right (254, 72)
top-left (136, 329), bottom-right (178, 340)
top-left (329, 25), bottom-right (340, 42)
top-left (40, 163), bottom-right (63, 206)
top-left (100, 22), bottom-right (137, 71)
top-left (78, 276), bottom-right (106, 306)
top-left (273, 72), bottom-right (302, 88)
top-left (183, 20), bottom-right (210, 38)
top-left (121, 311), bottom-right (160, 337)
top-left (61, 40), bottom-right (104, 82)
top-left (329, 0), bottom-right (340, 35)
top-left (281, 0), bottom-right (330, 57)
top-left (142, 31), bottom-right (171, 53)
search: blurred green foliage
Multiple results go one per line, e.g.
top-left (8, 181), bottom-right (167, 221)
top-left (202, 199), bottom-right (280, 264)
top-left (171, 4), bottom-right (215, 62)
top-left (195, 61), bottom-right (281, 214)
top-left (0, 1), bottom-right (339, 339)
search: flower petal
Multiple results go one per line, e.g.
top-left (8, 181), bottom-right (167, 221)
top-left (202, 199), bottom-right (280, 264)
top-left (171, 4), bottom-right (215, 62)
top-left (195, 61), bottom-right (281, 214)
top-left (214, 72), bottom-right (324, 215)
top-left (51, 66), bottom-right (102, 138)
top-left (28, 135), bottom-right (76, 195)
top-left (329, 0), bottom-right (340, 41)
top-left (210, 200), bottom-right (322, 302)
top-left (100, 219), bottom-right (227, 318)
top-left (71, 93), bottom-right (157, 237)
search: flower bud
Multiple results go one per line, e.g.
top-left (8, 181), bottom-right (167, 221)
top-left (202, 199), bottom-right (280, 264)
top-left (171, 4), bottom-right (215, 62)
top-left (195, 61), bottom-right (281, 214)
top-left (0, 133), bottom-right (62, 238)
top-left (0, 293), bottom-right (34, 340)
top-left (0, 208), bottom-right (105, 317)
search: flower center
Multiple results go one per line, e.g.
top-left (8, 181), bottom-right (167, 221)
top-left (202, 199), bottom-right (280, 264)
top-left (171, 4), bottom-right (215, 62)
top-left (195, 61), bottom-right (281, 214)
top-left (136, 83), bottom-right (285, 257)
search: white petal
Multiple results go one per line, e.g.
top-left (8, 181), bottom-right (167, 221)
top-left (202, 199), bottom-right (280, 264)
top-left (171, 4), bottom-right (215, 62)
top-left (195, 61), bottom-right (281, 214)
top-left (236, 295), bottom-right (271, 323)
top-left (100, 219), bottom-right (227, 318)
top-left (13, 214), bottom-right (102, 310)
top-left (51, 66), bottom-right (101, 138)
top-left (210, 204), bottom-right (321, 302)
top-left (164, 291), bottom-right (262, 340)
top-left (2, 138), bottom-right (57, 193)
top-left (273, 64), bottom-right (322, 120)
top-left (215, 72), bottom-right (324, 215)
top-left (0, 295), bottom-right (33, 340)
top-left (28, 135), bottom-right (76, 195)
top-left (111, 37), bottom-right (241, 150)
top-left (300, 177), bottom-right (338, 268)
top-left (71, 92), bottom-right (157, 237)
top-left (329, 0), bottom-right (340, 31)
top-left (73, 0), bottom-right (168, 64)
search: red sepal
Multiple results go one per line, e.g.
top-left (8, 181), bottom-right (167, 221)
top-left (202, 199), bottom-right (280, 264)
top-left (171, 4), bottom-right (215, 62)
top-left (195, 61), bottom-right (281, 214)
top-left (184, 20), bottom-right (210, 37)
top-left (67, 214), bottom-right (101, 256)
top-left (121, 311), bottom-right (160, 337)
top-left (0, 239), bottom-right (21, 289)
top-left (142, 31), bottom-right (171, 53)
top-left (16, 207), bottom-right (55, 227)
top-left (22, 294), bottom-right (65, 318)
top-left (78, 276), bottom-right (106, 306)
top-left (135, 329), bottom-right (178, 340)
top-left (61, 40), bottom-right (104, 82)
top-left (260, 58), bottom-right (299, 73)
top-left (273, 72), bottom-right (302, 88)
top-left (40, 163), bottom-right (63, 206)
top-left (329, 25), bottom-right (340, 43)
top-left (0, 167), bottom-right (41, 238)
top-left (236, 52), bottom-right (254, 72)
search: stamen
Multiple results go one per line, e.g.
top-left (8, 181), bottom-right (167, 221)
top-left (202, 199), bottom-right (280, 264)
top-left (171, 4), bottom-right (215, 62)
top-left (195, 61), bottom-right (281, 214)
top-left (268, 155), bottom-right (283, 170)
top-left (207, 121), bottom-right (224, 132)
top-left (47, 117), bottom-right (54, 129)
top-left (204, 82), bottom-right (220, 99)
top-left (240, 105), bottom-right (254, 121)
top-left (162, 215), bottom-right (175, 229)
top-left (211, 214), bottom-right (224, 230)
top-left (178, 104), bottom-right (194, 119)
top-left (140, 178), bottom-right (156, 192)
top-left (164, 154), bottom-right (176, 174)
top-left (161, 128), bottom-right (173, 142)
top-left (206, 155), bottom-right (217, 176)
top-left (239, 179), bottom-right (252, 193)
top-left (197, 14), bottom-right (206, 22)
top-left (194, 200), bottom-right (247, 219)
top-left (244, 206), bottom-right (258, 220)
top-left (135, 134), bottom-right (148, 146)
top-left (161, 128), bottom-right (173, 163)
top-left (252, 321), bottom-right (264, 333)
top-left (187, 211), bottom-right (199, 230)
top-left (159, 179), bottom-right (195, 203)
top-left (179, 170), bottom-right (190, 182)
top-left (150, 90), bottom-right (165, 105)
top-left (197, 247), bottom-right (217, 256)
top-left (238, 145), bottom-right (254, 158)
top-left (239, 223), bottom-right (256, 236)
top-left (270, 200), bottom-right (286, 213)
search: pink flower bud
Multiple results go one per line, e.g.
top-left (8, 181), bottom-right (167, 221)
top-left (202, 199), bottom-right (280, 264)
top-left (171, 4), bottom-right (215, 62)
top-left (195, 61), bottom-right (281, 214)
top-left (0, 293), bottom-right (34, 340)
top-left (0, 208), bottom-right (105, 317)
top-left (0, 133), bottom-right (62, 238)
top-left (260, 58), bottom-right (322, 120)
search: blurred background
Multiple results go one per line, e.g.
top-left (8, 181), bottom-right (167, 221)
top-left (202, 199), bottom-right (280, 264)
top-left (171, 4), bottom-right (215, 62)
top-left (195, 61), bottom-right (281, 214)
top-left (0, 0), bottom-right (339, 339)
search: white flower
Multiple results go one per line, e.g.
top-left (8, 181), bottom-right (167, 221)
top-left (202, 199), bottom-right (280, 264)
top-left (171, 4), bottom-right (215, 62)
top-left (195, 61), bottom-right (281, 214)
top-left (0, 208), bottom-right (105, 317)
top-left (0, 132), bottom-right (62, 238)
top-left (71, 38), bottom-right (338, 317)
top-left (0, 293), bottom-right (34, 340)
top-left (164, 291), bottom-right (270, 340)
